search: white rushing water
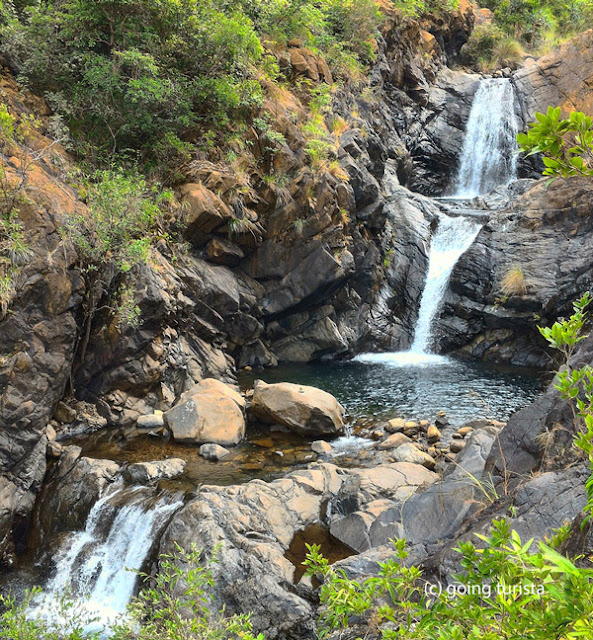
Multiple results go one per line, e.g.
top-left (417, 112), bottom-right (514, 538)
top-left (454, 78), bottom-right (519, 197)
top-left (356, 213), bottom-right (481, 366)
top-left (30, 484), bottom-right (183, 634)
top-left (409, 214), bottom-right (482, 354)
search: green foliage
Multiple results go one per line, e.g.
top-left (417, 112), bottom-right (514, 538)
top-left (480, 0), bottom-right (593, 46)
top-left (111, 544), bottom-right (264, 640)
top-left (0, 0), bottom-right (385, 171)
top-left (305, 519), bottom-right (593, 639)
top-left (67, 170), bottom-right (166, 273)
top-left (303, 293), bottom-right (593, 640)
top-left (63, 170), bottom-right (172, 342)
top-left (0, 545), bottom-right (265, 640)
top-left (538, 292), bottom-right (593, 522)
top-left (461, 23), bottom-right (523, 71)
top-left (517, 107), bottom-right (593, 178)
top-left (2, 0), bottom-right (265, 167)
top-left (393, 0), bottom-right (459, 17)
top-left (0, 103), bottom-right (41, 318)
top-left (0, 587), bottom-right (104, 640)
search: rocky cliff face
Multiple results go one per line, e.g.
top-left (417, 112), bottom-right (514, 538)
top-left (439, 176), bottom-right (593, 367)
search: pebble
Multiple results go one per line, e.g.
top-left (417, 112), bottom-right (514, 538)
top-left (311, 440), bottom-right (333, 454)
top-left (427, 425), bottom-right (441, 443)
top-left (199, 443), bottom-right (230, 461)
top-left (450, 439), bottom-right (465, 453)
top-left (386, 418), bottom-right (405, 433)
top-left (377, 433), bottom-right (411, 450)
top-left (403, 421), bottom-right (419, 436)
top-left (456, 426), bottom-right (473, 438)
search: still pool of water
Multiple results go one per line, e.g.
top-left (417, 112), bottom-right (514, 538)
top-left (240, 354), bottom-right (546, 427)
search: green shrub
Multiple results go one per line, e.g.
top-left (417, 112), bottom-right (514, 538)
top-left (112, 544), bottom-right (264, 640)
top-left (480, 0), bottom-right (593, 47)
top-left (305, 520), bottom-right (593, 639)
top-left (517, 106), bottom-right (593, 178)
top-left (393, 0), bottom-right (459, 17)
top-left (63, 170), bottom-right (173, 354)
top-left (0, 103), bottom-right (43, 318)
top-left (0, 0), bottom-right (385, 172)
top-left (1, 0), bottom-right (265, 168)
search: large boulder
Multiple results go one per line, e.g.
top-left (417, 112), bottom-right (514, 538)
top-left (250, 380), bottom-right (345, 436)
top-left (159, 461), bottom-right (438, 639)
top-left (164, 378), bottom-right (246, 446)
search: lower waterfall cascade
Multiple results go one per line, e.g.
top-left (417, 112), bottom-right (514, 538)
top-left (356, 211), bottom-right (482, 367)
top-left (28, 483), bottom-right (183, 633)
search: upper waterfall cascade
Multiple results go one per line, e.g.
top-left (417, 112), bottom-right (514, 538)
top-left (453, 77), bottom-right (519, 197)
top-left (30, 483), bottom-right (183, 633)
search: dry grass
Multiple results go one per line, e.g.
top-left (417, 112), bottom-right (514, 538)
top-left (329, 161), bottom-right (349, 181)
top-left (330, 116), bottom-right (349, 138)
top-left (500, 265), bottom-right (527, 296)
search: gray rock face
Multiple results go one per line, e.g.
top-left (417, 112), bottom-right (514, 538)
top-left (439, 176), bottom-right (593, 367)
top-left (159, 460), bottom-right (437, 639)
top-left (249, 380), bottom-right (345, 436)
top-left (38, 450), bottom-right (120, 536)
top-left (513, 30), bottom-right (593, 124)
top-left (164, 379), bottom-right (246, 446)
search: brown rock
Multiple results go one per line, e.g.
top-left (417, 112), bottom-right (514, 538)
top-left (205, 237), bottom-right (245, 266)
top-left (450, 439), bottom-right (466, 453)
top-left (179, 183), bottom-right (232, 246)
top-left (386, 418), bottom-right (405, 433)
top-left (377, 433), bottom-right (411, 450)
top-left (53, 401), bottom-right (77, 424)
top-left (456, 426), bottom-right (473, 438)
top-left (392, 443), bottom-right (436, 470)
top-left (427, 425), bottom-right (442, 443)
top-left (250, 380), bottom-right (344, 437)
top-left (164, 378), bottom-right (246, 446)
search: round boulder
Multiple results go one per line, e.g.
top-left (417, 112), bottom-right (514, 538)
top-left (250, 380), bottom-right (345, 436)
top-left (164, 378), bottom-right (246, 446)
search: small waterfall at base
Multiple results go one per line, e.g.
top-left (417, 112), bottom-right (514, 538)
top-left (356, 213), bottom-right (482, 367)
top-left (29, 483), bottom-right (183, 634)
top-left (453, 78), bottom-right (519, 198)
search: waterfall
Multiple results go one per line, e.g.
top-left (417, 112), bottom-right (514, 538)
top-left (29, 483), bottom-right (183, 633)
top-left (454, 78), bottom-right (518, 197)
top-left (409, 215), bottom-right (482, 354)
top-left (356, 213), bottom-right (481, 366)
